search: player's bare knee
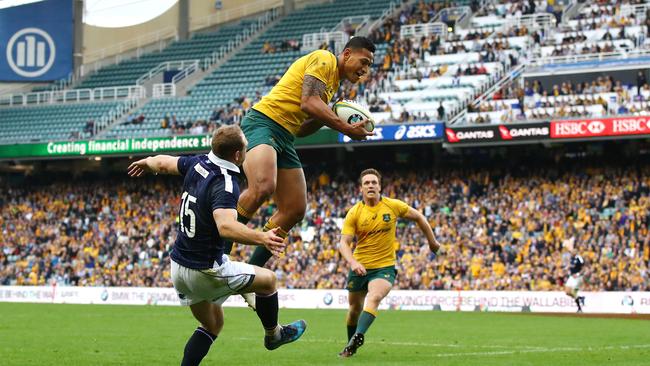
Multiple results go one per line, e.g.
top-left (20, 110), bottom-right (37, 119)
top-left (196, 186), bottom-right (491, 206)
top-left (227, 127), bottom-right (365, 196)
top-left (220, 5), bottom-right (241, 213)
top-left (565, 288), bottom-right (573, 297)
top-left (366, 292), bottom-right (384, 305)
top-left (255, 269), bottom-right (277, 295)
top-left (204, 317), bottom-right (224, 336)
top-left (267, 270), bottom-right (278, 291)
top-left (214, 314), bottom-right (224, 333)
top-left (349, 306), bottom-right (362, 318)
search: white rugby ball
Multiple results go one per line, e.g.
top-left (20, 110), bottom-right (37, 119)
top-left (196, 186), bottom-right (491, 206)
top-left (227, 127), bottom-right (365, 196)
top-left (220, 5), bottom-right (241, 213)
top-left (333, 100), bottom-right (375, 132)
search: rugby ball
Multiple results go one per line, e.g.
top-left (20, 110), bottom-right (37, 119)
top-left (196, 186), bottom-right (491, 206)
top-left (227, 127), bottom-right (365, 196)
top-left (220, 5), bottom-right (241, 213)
top-left (333, 100), bottom-right (375, 132)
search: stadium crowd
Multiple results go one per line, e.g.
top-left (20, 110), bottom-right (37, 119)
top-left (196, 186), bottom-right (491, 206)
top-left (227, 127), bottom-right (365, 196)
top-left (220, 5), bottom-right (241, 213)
top-left (2, 163), bottom-right (648, 292)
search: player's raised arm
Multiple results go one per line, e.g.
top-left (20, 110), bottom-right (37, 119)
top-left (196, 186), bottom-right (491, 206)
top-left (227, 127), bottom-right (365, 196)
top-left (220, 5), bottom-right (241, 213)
top-left (338, 233), bottom-right (366, 276)
top-left (127, 155), bottom-right (180, 176)
top-left (403, 206), bottom-right (443, 255)
top-left (300, 76), bottom-right (371, 141)
top-left (212, 208), bottom-right (286, 256)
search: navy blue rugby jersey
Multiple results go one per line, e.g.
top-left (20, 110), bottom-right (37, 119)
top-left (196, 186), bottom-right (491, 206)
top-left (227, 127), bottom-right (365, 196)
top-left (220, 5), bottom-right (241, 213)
top-left (170, 152), bottom-right (240, 269)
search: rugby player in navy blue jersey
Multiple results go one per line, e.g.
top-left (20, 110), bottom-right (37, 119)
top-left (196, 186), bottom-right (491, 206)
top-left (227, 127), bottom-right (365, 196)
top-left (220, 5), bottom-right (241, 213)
top-left (565, 249), bottom-right (586, 313)
top-left (128, 125), bottom-right (306, 366)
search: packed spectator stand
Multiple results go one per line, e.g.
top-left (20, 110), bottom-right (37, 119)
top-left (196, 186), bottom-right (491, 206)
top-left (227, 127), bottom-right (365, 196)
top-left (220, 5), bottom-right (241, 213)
top-left (2, 155), bottom-right (648, 292)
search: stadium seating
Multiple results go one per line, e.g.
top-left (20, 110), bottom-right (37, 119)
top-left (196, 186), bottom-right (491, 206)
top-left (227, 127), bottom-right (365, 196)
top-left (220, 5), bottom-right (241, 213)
top-left (0, 102), bottom-right (122, 143)
top-left (3, 0), bottom-right (650, 140)
top-left (103, 0), bottom-right (396, 138)
top-left (76, 21), bottom-right (256, 90)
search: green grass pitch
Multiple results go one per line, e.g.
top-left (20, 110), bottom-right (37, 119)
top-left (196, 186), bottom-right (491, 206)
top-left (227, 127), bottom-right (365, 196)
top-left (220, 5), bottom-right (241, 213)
top-left (1, 303), bottom-right (649, 365)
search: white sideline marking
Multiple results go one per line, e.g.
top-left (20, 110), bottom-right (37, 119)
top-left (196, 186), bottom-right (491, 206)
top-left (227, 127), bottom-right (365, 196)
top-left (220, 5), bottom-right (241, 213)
top-left (435, 344), bottom-right (650, 358)
top-left (234, 336), bottom-right (650, 357)
top-left (233, 337), bottom-right (544, 350)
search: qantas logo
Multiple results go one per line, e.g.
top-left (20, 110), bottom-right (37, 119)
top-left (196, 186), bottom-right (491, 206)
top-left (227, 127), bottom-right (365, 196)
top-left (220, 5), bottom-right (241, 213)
top-left (500, 126), bottom-right (550, 139)
top-left (498, 126), bottom-right (512, 140)
top-left (445, 128), bottom-right (459, 142)
top-left (446, 128), bottom-right (494, 142)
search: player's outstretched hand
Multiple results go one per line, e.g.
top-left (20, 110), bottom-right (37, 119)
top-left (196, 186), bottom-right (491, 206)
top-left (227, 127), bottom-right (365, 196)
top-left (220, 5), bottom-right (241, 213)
top-left (127, 158), bottom-right (152, 177)
top-left (262, 227), bottom-right (286, 257)
top-left (431, 239), bottom-right (445, 256)
top-left (351, 260), bottom-right (367, 276)
top-left (345, 121), bottom-right (374, 141)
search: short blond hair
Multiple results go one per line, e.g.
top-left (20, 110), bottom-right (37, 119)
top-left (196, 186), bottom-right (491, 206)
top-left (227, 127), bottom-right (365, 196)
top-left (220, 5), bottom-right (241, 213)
top-left (211, 125), bottom-right (245, 159)
top-left (359, 168), bottom-right (381, 185)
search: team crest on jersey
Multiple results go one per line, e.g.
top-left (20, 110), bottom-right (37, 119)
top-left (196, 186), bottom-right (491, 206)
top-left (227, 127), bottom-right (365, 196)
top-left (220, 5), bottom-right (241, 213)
top-left (383, 214), bottom-right (391, 222)
top-left (347, 281), bottom-right (354, 289)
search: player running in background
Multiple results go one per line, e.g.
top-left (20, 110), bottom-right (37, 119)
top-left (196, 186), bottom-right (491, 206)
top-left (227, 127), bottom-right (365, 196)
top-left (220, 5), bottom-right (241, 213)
top-left (565, 249), bottom-right (586, 313)
top-left (337, 169), bottom-right (444, 358)
top-left (127, 126), bottom-right (306, 366)
top-left (225, 37), bottom-right (376, 272)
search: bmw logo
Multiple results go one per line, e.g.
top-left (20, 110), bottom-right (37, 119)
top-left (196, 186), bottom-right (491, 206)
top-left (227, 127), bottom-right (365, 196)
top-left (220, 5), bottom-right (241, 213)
top-left (323, 293), bottom-right (333, 306)
top-left (347, 114), bottom-right (362, 123)
top-left (621, 295), bottom-right (634, 306)
top-left (100, 289), bottom-right (109, 302)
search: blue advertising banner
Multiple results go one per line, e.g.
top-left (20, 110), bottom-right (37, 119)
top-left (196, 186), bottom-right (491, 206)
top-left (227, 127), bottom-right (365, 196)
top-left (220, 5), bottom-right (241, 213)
top-left (0, 0), bottom-right (73, 81)
top-left (338, 122), bottom-right (444, 143)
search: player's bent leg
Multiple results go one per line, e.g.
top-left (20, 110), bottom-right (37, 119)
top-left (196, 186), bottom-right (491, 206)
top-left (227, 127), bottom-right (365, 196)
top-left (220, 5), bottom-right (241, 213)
top-left (241, 266), bottom-right (306, 350)
top-left (346, 291), bottom-right (367, 341)
top-left (237, 145), bottom-right (280, 265)
top-left (340, 279), bottom-right (393, 358)
top-left (182, 301), bottom-right (223, 366)
top-left (249, 167), bottom-right (306, 267)
top-left (270, 167), bottom-right (307, 230)
top-left (565, 286), bottom-right (583, 312)
top-left (565, 286), bottom-right (576, 298)
top-left (358, 278), bottom-right (391, 334)
top-left (239, 144), bottom-right (278, 214)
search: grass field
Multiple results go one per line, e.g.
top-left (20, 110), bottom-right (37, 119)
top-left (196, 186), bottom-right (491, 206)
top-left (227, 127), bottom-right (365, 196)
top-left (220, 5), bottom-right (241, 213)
top-left (1, 303), bottom-right (649, 365)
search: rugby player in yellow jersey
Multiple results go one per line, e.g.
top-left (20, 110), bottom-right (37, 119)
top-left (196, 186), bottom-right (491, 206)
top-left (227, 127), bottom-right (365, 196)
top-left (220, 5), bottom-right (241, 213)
top-left (224, 37), bottom-right (376, 277)
top-left (338, 169), bottom-right (444, 358)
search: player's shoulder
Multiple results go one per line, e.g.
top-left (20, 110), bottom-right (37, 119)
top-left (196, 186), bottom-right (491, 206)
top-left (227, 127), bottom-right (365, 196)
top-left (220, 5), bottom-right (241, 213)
top-left (381, 196), bottom-right (408, 207)
top-left (381, 196), bottom-right (409, 215)
top-left (346, 201), bottom-right (363, 215)
top-left (307, 49), bottom-right (336, 62)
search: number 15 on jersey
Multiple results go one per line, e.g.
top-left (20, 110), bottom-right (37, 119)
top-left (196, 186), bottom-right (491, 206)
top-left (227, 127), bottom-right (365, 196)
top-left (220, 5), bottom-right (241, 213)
top-left (180, 191), bottom-right (197, 238)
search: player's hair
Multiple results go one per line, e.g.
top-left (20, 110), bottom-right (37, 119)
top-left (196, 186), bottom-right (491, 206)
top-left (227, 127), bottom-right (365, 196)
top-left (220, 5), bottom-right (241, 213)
top-left (359, 168), bottom-right (381, 184)
top-left (211, 125), bottom-right (245, 159)
top-left (344, 36), bottom-right (376, 53)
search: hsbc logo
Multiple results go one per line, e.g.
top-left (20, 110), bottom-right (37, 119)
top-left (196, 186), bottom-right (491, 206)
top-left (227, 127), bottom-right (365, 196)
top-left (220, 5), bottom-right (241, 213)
top-left (6, 28), bottom-right (56, 78)
top-left (552, 120), bottom-right (609, 138)
top-left (612, 118), bottom-right (650, 134)
top-left (587, 121), bottom-right (605, 134)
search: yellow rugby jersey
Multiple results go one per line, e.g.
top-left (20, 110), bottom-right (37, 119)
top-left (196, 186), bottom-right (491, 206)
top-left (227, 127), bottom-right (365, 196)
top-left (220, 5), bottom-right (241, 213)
top-left (253, 50), bottom-right (340, 136)
top-left (342, 197), bottom-right (409, 269)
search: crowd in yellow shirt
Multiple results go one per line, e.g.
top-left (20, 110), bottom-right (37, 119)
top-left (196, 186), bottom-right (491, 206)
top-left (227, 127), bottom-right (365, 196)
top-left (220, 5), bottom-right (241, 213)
top-left (1, 165), bottom-right (648, 293)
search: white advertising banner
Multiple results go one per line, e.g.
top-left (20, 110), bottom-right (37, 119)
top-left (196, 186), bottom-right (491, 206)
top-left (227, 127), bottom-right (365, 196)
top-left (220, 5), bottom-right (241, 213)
top-left (1, 286), bottom-right (649, 314)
